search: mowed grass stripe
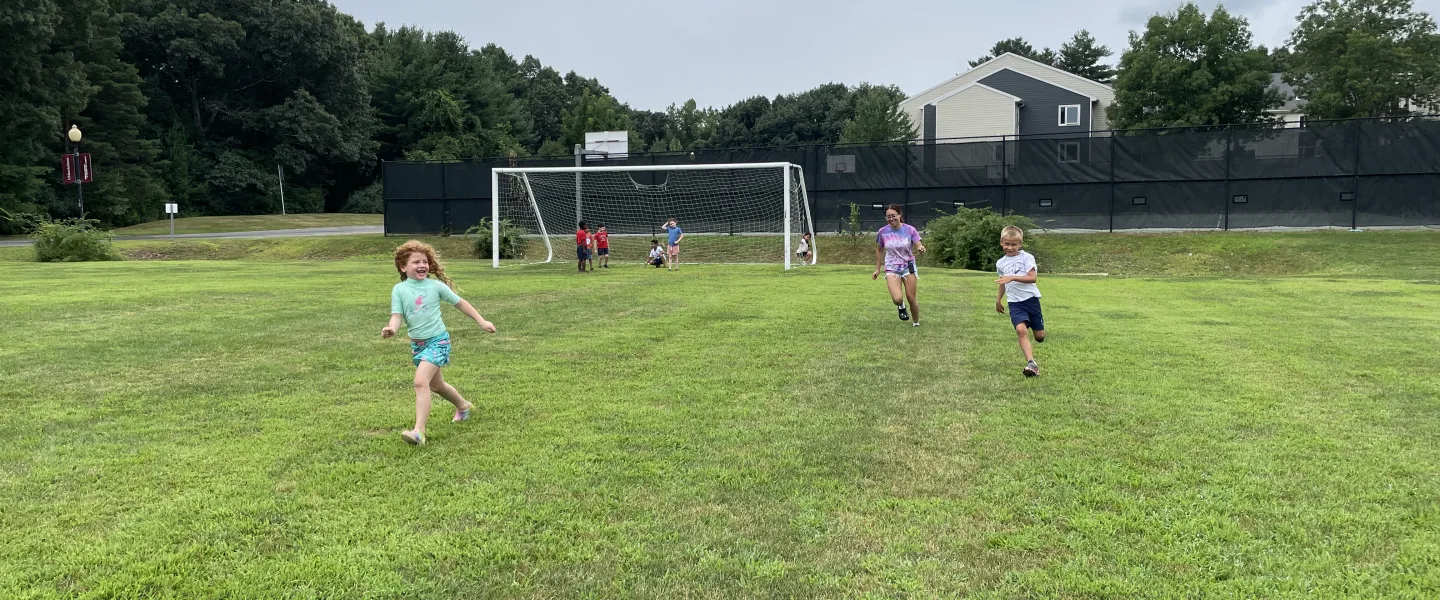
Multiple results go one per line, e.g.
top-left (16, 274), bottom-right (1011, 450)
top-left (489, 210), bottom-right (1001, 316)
top-left (1, 261), bottom-right (1438, 597)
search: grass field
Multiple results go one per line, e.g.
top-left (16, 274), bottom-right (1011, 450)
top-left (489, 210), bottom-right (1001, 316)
top-left (109, 213), bottom-right (381, 236)
top-left (2, 254), bottom-right (1438, 597)
top-left (5, 229), bottom-right (1440, 280)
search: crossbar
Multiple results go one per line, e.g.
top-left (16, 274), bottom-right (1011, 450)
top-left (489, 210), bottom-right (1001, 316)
top-left (493, 162), bottom-right (796, 174)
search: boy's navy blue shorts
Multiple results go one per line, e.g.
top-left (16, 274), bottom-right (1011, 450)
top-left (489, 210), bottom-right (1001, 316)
top-left (1008, 297), bottom-right (1044, 331)
top-left (576, 245), bottom-right (589, 260)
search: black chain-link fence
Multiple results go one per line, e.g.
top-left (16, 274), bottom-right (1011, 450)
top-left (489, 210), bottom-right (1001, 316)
top-left (383, 117), bottom-right (1440, 235)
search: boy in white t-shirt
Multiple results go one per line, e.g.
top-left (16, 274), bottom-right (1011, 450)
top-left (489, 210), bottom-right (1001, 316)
top-left (995, 225), bottom-right (1046, 377)
top-left (647, 239), bottom-right (666, 268)
top-left (795, 232), bottom-right (812, 265)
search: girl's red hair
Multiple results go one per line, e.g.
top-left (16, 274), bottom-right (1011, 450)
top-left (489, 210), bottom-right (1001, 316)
top-left (393, 240), bottom-right (456, 290)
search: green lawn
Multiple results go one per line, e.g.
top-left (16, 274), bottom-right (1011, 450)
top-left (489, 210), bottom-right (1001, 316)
top-left (110, 213), bottom-right (381, 236)
top-left (2, 260), bottom-right (1438, 598)
top-left (6, 229), bottom-right (1440, 280)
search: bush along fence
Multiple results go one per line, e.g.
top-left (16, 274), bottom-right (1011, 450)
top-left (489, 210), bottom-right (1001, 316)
top-left (383, 116), bottom-right (1440, 236)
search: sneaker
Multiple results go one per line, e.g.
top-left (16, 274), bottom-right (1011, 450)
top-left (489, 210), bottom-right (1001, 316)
top-left (913, 321), bottom-right (920, 327)
top-left (453, 404), bottom-right (472, 422)
top-left (401, 430), bottom-right (426, 445)
top-left (898, 305), bottom-right (910, 321)
top-left (1023, 360), bottom-right (1039, 378)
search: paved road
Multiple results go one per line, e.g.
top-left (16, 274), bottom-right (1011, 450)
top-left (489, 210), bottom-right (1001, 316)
top-left (0, 225), bottom-right (383, 247)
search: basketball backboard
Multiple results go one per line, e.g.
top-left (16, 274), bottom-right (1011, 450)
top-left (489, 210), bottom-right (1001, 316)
top-left (584, 131), bottom-right (628, 160)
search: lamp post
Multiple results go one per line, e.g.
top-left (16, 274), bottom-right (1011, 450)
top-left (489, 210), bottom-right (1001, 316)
top-left (67, 125), bottom-right (83, 216)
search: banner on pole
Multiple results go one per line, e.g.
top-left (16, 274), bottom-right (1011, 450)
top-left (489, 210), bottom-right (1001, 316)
top-left (61, 155), bottom-right (76, 184)
top-left (78, 153), bottom-right (93, 183)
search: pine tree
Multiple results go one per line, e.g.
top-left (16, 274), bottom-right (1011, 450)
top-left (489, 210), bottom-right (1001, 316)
top-left (1056, 30), bottom-right (1116, 83)
top-left (970, 37), bottom-right (1057, 67)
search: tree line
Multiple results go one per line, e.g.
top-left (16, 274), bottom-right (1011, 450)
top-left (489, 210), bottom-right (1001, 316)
top-left (2, 0), bottom-right (1436, 232)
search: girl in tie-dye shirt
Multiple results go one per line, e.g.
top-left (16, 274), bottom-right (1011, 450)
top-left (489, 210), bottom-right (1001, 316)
top-left (871, 204), bottom-right (926, 326)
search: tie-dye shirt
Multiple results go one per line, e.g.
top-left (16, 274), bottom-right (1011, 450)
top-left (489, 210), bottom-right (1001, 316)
top-left (876, 224), bottom-right (921, 271)
top-left (391, 277), bottom-right (461, 340)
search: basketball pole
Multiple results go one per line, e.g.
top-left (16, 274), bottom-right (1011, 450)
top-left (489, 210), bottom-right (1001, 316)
top-left (574, 143), bottom-right (611, 225)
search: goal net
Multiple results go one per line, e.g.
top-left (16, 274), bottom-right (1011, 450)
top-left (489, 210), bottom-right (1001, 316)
top-left (490, 163), bottom-right (814, 269)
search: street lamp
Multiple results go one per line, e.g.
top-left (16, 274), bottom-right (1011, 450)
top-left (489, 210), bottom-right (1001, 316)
top-left (67, 125), bottom-right (83, 216)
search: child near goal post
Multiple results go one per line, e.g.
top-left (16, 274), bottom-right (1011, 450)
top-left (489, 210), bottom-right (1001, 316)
top-left (663, 218), bottom-right (684, 271)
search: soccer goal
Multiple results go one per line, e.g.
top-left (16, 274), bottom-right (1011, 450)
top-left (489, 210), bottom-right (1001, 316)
top-left (489, 163), bottom-right (815, 269)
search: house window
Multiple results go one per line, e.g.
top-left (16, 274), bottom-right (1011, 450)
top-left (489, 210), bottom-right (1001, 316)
top-left (1038, 198), bottom-right (1054, 208)
top-left (1132, 196), bottom-right (1147, 206)
top-left (1057, 142), bottom-right (1080, 163)
top-left (992, 143), bottom-right (1005, 163)
top-left (1059, 104), bottom-right (1081, 126)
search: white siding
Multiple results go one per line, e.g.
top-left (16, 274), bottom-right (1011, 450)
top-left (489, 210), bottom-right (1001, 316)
top-left (934, 86), bottom-right (1016, 140)
top-left (1092, 102), bottom-right (1111, 132)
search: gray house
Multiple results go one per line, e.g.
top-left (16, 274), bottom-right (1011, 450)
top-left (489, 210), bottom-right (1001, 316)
top-left (899, 53), bottom-right (1116, 141)
top-left (1267, 73), bottom-right (1307, 127)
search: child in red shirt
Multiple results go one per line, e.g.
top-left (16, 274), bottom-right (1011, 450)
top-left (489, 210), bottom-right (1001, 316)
top-left (585, 226), bottom-right (596, 271)
top-left (575, 221), bottom-right (589, 273)
top-left (595, 225), bottom-right (610, 269)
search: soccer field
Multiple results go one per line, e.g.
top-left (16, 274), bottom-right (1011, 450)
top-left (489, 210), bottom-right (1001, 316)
top-left (3, 260), bottom-right (1438, 598)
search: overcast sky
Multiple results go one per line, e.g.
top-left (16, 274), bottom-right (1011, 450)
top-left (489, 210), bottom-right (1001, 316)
top-left (333, 0), bottom-right (1440, 112)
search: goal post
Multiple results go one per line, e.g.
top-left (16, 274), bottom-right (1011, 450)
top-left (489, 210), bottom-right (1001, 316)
top-left (491, 162), bottom-right (815, 269)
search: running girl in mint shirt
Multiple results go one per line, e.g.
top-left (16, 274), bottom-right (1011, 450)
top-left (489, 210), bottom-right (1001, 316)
top-left (871, 204), bottom-right (926, 326)
top-left (382, 240), bottom-right (496, 445)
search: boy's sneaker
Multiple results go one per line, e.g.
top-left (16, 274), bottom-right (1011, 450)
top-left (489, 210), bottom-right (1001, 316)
top-left (1023, 360), bottom-right (1040, 377)
top-left (898, 305), bottom-right (910, 321)
top-left (912, 321), bottom-right (920, 327)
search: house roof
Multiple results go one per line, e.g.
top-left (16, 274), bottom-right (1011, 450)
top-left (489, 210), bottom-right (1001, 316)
top-left (928, 82), bottom-right (1023, 105)
top-left (1269, 73), bottom-right (1307, 112)
top-left (906, 52), bottom-right (1114, 104)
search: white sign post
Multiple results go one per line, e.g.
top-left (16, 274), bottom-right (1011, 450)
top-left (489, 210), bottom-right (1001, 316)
top-left (165, 203), bottom-right (178, 240)
top-left (277, 165), bottom-right (286, 216)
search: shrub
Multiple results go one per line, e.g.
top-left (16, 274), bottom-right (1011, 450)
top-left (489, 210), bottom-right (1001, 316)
top-left (0, 208), bottom-right (48, 235)
top-left (845, 202), bottom-right (863, 240)
top-left (924, 207), bottom-right (1041, 270)
top-left (341, 183), bottom-right (383, 214)
top-left (287, 187), bottom-right (326, 214)
top-left (30, 217), bottom-right (121, 262)
top-left (465, 218), bottom-right (527, 259)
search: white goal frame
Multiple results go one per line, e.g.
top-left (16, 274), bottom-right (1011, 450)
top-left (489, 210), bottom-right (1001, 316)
top-left (489, 162), bottom-right (815, 269)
